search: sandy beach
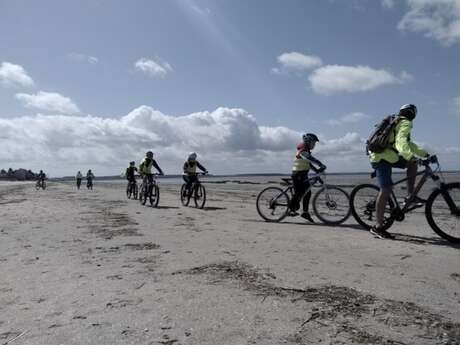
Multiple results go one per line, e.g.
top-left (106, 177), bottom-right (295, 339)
top-left (1, 177), bottom-right (459, 345)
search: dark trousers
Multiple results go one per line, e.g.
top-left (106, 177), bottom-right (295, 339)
top-left (76, 178), bottom-right (82, 189)
top-left (183, 175), bottom-right (198, 191)
top-left (290, 171), bottom-right (312, 213)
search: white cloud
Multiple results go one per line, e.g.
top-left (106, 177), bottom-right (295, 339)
top-left (308, 65), bottom-right (412, 95)
top-left (0, 106), bottom-right (371, 175)
top-left (272, 52), bottom-right (322, 75)
top-left (449, 96), bottom-right (460, 116)
top-left (398, 0), bottom-right (460, 46)
top-left (326, 112), bottom-right (371, 126)
top-left (382, 0), bottom-right (395, 9)
top-left (134, 58), bottom-right (173, 78)
top-left (0, 62), bottom-right (35, 87)
top-left (15, 91), bottom-right (80, 114)
top-left (67, 53), bottom-right (99, 64)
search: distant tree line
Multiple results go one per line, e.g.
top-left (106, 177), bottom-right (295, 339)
top-left (0, 168), bottom-right (39, 181)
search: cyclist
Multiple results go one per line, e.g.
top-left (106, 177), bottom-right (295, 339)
top-left (369, 104), bottom-right (429, 239)
top-left (139, 151), bottom-right (164, 186)
top-left (37, 170), bottom-right (46, 182)
top-left (86, 169), bottom-right (95, 189)
top-left (126, 161), bottom-right (138, 184)
top-left (289, 133), bottom-right (326, 222)
top-left (183, 152), bottom-right (208, 196)
top-left (76, 171), bottom-right (83, 189)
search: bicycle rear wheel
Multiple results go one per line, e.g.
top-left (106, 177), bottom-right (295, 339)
top-left (180, 184), bottom-right (190, 206)
top-left (194, 184), bottom-right (206, 209)
top-left (150, 184), bottom-right (160, 207)
top-left (312, 186), bottom-right (351, 225)
top-left (426, 182), bottom-right (460, 243)
top-left (256, 187), bottom-right (290, 222)
top-left (350, 184), bottom-right (395, 230)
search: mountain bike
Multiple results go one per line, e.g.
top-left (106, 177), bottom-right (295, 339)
top-left (126, 180), bottom-right (138, 199)
top-left (256, 172), bottom-right (351, 224)
top-left (180, 173), bottom-right (207, 208)
top-left (139, 174), bottom-right (160, 207)
top-left (350, 155), bottom-right (460, 243)
top-left (35, 179), bottom-right (46, 190)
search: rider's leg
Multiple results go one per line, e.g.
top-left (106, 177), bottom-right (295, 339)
top-left (405, 158), bottom-right (418, 196)
top-left (290, 171), bottom-right (307, 212)
top-left (376, 187), bottom-right (392, 228)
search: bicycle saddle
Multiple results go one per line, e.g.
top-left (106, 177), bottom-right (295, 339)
top-left (281, 178), bottom-right (292, 185)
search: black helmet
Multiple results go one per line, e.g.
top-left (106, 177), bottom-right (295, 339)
top-left (146, 151), bottom-right (154, 158)
top-left (399, 104), bottom-right (417, 120)
top-left (129, 161), bottom-right (135, 165)
top-left (302, 133), bottom-right (319, 145)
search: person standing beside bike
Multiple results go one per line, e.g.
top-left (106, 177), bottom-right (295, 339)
top-left (139, 151), bottom-right (164, 185)
top-left (289, 133), bottom-right (326, 222)
top-left (183, 152), bottom-right (208, 196)
top-left (369, 104), bottom-right (430, 239)
top-left (76, 171), bottom-right (83, 189)
top-left (86, 169), bottom-right (95, 189)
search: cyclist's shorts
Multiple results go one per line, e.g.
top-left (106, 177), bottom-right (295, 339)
top-left (371, 157), bottom-right (407, 188)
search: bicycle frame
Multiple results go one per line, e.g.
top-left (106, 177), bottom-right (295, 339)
top-left (275, 173), bottom-right (326, 203)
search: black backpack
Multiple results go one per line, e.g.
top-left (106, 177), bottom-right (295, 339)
top-left (366, 115), bottom-right (399, 154)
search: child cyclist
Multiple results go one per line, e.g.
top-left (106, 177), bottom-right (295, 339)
top-left (289, 133), bottom-right (327, 222)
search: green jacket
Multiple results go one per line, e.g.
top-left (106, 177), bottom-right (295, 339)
top-left (369, 117), bottom-right (428, 163)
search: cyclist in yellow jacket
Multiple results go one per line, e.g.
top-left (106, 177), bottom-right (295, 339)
top-left (183, 152), bottom-right (208, 195)
top-left (289, 133), bottom-right (326, 222)
top-left (139, 151), bottom-right (164, 185)
top-left (369, 104), bottom-right (429, 239)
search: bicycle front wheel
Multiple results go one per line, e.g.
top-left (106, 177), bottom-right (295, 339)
top-left (312, 186), bottom-right (351, 225)
top-left (150, 184), bottom-right (160, 208)
top-left (194, 184), bottom-right (206, 209)
top-left (350, 184), bottom-right (395, 231)
top-left (426, 182), bottom-right (460, 243)
top-left (256, 187), bottom-right (290, 222)
top-left (126, 184), bottom-right (132, 199)
top-left (133, 184), bottom-right (138, 200)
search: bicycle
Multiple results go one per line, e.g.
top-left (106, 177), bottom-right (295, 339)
top-left (180, 173), bottom-right (207, 209)
top-left (139, 174), bottom-right (160, 207)
top-left (35, 179), bottom-right (46, 190)
top-left (350, 155), bottom-right (460, 243)
top-left (126, 180), bottom-right (138, 199)
top-left (256, 172), bottom-right (351, 224)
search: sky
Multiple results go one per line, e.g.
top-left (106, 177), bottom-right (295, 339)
top-left (0, 0), bottom-right (459, 176)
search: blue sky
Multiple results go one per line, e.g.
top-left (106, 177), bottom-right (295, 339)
top-left (0, 0), bottom-right (459, 176)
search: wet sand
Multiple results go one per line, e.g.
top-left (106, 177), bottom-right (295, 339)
top-left (0, 177), bottom-right (459, 345)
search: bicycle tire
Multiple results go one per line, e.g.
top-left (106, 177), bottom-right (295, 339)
top-left (139, 184), bottom-right (147, 205)
top-left (350, 184), bottom-right (395, 231)
top-left (150, 184), bottom-right (160, 207)
top-left (194, 184), bottom-right (206, 209)
top-left (180, 184), bottom-right (190, 206)
top-left (256, 186), bottom-right (290, 222)
top-left (425, 182), bottom-right (460, 243)
top-left (133, 184), bottom-right (138, 200)
top-left (312, 185), bottom-right (351, 225)
top-left (126, 184), bottom-right (132, 199)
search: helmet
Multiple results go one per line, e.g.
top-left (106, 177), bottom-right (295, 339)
top-left (399, 104), bottom-right (417, 120)
top-left (188, 152), bottom-right (197, 161)
top-left (129, 161), bottom-right (135, 166)
top-left (302, 133), bottom-right (319, 145)
top-left (146, 151), bottom-right (154, 158)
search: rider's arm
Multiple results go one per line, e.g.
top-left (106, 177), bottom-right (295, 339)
top-left (197, 162), bottom-right (207, 173)
top-left (395, 120), bottom-right (428, 160)
top-left (183, 162), bottom-right (188, 174)
top-left (299, 151), bottom-right (326, 172)
top-left (152, 160), bottom-right (164, 175)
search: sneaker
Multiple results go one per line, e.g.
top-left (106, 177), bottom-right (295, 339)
top-left (288, 210), bottom-right (299, 217)
top-left (404, 196), bottom-right (426, 208)
top-left (370, 227), bottom-right (395, 240)
top-left (300, 212), bottom-right (315, 223)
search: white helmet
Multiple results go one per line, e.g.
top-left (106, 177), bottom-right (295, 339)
top-left (188, 152), bottom-right (197, 161)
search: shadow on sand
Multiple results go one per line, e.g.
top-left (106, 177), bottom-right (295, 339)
top-left (201, 206), bottom-right (227, 211)
top-left (155, 206), bottom-right (180, 210)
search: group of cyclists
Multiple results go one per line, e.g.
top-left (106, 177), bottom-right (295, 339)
top-left (75, 170), bottom-right (95, 190)
top-left (34, 102), bottom-right (435, 240)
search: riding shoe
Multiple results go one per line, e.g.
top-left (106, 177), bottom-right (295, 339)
top-left (370, 226), bottom-right (395, 240)
top-left (300, 212), bottom-right (315, 223)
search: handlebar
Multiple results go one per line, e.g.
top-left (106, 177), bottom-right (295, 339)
top-left (418, 155), bottom-right (438, 167)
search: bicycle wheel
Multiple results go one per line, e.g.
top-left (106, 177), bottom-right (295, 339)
top-left (126, 184), bottom-right (132, 199)
top-left (194, 183), bottom-right (206, 209)
top-left (133, 184), bottom-right (138, 200)
top-left (350, 184), bottom-right (395, 231)
top-left (426, 182), bottom-right (460, 243)
top-left (256, 187), bottom-right (290, 222)
top-left (35, 182), bottom-right (40, 190)
top-left (42, 181), bottom-right (46, 190)
top-left (139, 184), bottom-right (147, 205)
top-left (312, 186), bottom-right (351, 225)
top-left (150, 184), bottom-right (160, 207)
top-left (180, 184), bottom-right (190, 206)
